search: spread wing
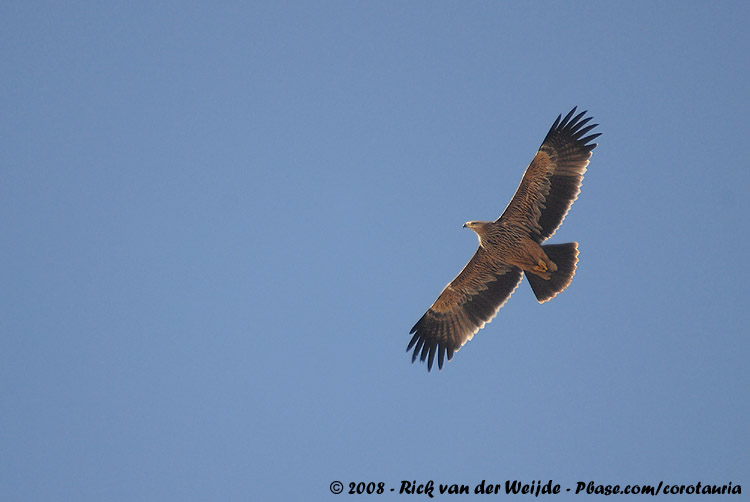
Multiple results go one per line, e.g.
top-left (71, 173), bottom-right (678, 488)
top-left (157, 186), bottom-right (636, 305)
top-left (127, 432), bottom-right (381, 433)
top-left (407, 247), bottom-right (523, 371)
top-left (497, 107), bottom-right (600, 242)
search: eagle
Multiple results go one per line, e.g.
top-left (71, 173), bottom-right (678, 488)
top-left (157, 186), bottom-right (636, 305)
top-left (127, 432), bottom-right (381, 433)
top-left (408, 107), bottom-right (600, 371)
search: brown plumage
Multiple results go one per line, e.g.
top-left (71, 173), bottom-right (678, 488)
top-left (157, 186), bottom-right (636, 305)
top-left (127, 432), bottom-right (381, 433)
top-left (408, 107), bottom-right (600, 371)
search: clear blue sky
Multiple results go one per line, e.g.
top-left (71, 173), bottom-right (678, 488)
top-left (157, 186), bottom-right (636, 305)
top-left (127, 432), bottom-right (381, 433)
top-left (2, 2), bottom-right (748, 500)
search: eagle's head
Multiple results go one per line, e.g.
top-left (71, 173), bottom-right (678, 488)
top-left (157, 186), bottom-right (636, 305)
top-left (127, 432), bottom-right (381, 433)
top-left (463, 220), bottom-right (488, 230)
top-left (462, 220), bottom-right (492, 244)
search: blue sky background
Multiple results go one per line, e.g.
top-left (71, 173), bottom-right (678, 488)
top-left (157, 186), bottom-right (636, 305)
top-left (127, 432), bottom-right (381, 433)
top-left (2, 2), bottom-right (748, 500)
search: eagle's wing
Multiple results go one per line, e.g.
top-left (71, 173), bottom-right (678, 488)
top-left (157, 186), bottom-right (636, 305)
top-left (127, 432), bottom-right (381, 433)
top-left (497, 108), bottom-right (600, 242)
top-left (407, 247), bottom-right (523, 371)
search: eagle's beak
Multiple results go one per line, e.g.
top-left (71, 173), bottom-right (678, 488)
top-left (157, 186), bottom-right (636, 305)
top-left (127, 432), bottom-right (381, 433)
top-left (462, 223), bottom-right (467, 228)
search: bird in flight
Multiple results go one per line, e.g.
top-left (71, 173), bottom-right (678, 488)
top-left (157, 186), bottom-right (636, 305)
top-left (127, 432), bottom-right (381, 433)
top-left (408, 107), bottom-right (600, 371)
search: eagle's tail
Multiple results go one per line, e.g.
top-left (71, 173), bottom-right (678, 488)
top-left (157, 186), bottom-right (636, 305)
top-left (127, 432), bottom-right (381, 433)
top-left (525, 243), bottom-right (579, 303)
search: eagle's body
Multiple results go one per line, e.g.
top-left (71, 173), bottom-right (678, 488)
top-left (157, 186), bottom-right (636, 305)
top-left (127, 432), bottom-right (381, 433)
top-left (464, 221), bottom-right (556, 278)
top-left (408, 108), bottom-right (600, 371)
